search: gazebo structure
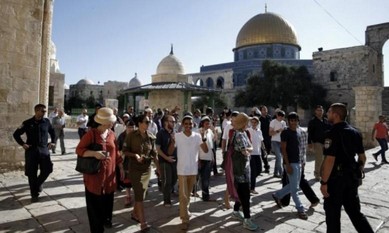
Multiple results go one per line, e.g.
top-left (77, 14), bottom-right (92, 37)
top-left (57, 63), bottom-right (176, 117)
top-left (122, 46), bottom-right (219, 114)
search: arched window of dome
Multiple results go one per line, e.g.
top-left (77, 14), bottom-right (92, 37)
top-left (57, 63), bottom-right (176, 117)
top-left (216, 77), bottom-right (224, 89)
top-left (195, 78), bottom-right (204, 86)
top-left (90, 91), bottom-right (93, 96)
top-left (206, 78), bottom-right (214, 88)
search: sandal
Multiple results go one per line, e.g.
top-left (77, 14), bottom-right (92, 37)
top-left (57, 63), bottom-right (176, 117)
top-left (140, 223), bottom-right (150, 232)
top-left (124, 196), bottom-right (132, 208)
top-left (130, 213), bottom-right (140, 223)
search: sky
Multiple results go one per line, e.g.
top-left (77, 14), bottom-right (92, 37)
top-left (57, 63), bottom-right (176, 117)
top-left (52, 0), bottom-right (389, 86)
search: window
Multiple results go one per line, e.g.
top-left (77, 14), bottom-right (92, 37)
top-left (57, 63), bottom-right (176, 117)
top-left (330, 71), bottom-right (337, 82)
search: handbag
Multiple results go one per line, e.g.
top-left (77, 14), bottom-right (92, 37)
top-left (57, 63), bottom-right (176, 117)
top-left (75, 130), bottom-right (103, 174)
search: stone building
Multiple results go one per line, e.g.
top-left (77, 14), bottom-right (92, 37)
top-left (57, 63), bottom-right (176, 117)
top-left (0, 0), bottom-right (54, 169)
top-left (68, 78), bottom-right (128, 106)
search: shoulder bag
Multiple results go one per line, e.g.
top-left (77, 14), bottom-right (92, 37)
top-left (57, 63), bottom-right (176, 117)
top-left (75, 130), bottom-right (103, 174)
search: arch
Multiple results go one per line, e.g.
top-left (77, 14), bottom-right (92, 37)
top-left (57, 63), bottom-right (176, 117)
top-left (216, 77), bottom-right (224, 89)
top-left (206, 77), bottom-right (214, 88)
top-left (195, 78), bottom-right (204, 86)
top-left (366, 23), bottom-right (389, 86)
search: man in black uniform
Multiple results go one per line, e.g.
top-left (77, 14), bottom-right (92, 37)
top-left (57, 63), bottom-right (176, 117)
top-left (320, 103), bottom-right (373, 233)
top-left (13, 104), bottom-right (56, 203)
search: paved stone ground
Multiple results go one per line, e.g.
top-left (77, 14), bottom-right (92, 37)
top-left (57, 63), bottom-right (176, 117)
top-left (1, 128), bottom-right (389, 233)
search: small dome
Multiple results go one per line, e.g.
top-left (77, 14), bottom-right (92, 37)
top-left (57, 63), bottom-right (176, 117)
top-left (235, 12), bottom-right (300, 50)
top-left (77, 78), bottom-right (94, 85)
top-left (129, 73), bottom-right (142, 87)
top-left (64, 84), bottom-right (69, 89)
top-left (156, 46), bottom-right (185, 75)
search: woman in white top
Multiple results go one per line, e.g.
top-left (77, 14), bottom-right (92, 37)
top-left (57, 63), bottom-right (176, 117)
top-left (247, 116), bottom-right (264, 194)
top-left (198, 116), bottom-right (215, 201)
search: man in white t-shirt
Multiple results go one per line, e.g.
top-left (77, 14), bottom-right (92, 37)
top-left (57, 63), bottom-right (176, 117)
top-left (198, 116), bottom-right (215, 201)
top-left (173, 115), bottom-right (208, 230)
top-left (76, 108), bottom-right (89, 139)
top-left (269, 110), bottom-right (287, 178)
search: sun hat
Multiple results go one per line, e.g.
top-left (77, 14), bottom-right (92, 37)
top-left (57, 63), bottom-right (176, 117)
top-left (234, 112), bottom-right (249, 130)
top-left (201, 116), bottom-right (211, 122)
top-left (94, 107), bottom-right (117, 125)
top-left (250, 116), bottom-right (260, 122)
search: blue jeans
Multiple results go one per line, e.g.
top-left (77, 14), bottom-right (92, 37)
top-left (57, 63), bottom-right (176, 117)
top-left (198, 160), bottom-right (212, 201)
top-left (272, 141), bottom-right (283, 176)
top-left (375, 138), bottom-right (388, 162)
top-left (275, 163), bottom-right (304, 212)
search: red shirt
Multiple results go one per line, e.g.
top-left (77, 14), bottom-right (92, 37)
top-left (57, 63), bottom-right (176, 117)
top-left (374, 122), bottom-right (388, 139)
top-left (76, 128), bottom-right (122, 195)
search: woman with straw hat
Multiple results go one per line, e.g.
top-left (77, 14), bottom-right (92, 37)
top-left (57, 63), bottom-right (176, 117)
top-left (76, 107), bottom-right (124, 232)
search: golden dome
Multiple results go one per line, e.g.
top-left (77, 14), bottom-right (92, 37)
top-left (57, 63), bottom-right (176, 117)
top-left (235, 12), bottom-right (300, 50)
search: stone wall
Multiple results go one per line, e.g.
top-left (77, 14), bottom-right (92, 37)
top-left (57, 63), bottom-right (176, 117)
top-left (149, 90), bottom-right (189, 114)
top-left (0, 0), bottom-right (53, 169)
top-left (353, 86), bottom-right (382, 148)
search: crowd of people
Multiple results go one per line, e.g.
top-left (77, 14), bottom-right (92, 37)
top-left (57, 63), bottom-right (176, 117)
top-left (14, 102), bottom-right (384, 233)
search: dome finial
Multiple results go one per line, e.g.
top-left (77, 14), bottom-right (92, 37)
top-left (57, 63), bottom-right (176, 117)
top-left (170, 44), bottom-right (174, 55)
top-left (134, 72), bottom-right (137, 78)
top-left (265, 3), bottom-right (267, 13)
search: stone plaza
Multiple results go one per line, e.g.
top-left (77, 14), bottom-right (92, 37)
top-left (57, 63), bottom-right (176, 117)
top-left (0, 128), bottom-right (388, 233)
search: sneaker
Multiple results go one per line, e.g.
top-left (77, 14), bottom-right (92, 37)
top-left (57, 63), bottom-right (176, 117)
top-left (103, 220), bottom-right (112, 228)
top-left (381, 160), bottom-right (389, 164)
top-left (243, 218), bottom-right (258, 231)
top-left (31, 196), bottom-right (39, 203)
top-left (310, 201), bottom-right (319, 208)
top-left (232, 211), bottom-right (244, 221)
top-left (272, 193), bottom-right (283, 208)
top-left (250, 190), bottom-right (258, 195)
top-left (163, 203), bottom-right (172, 208)
top-left (297, 211), bottom-right (308, 220)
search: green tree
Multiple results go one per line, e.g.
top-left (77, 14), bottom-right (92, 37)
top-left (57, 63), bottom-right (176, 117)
top-left (235, 60), bottom-right (329, 110)
top-left (67, 93), bottom-right (84, 110)
top-left (192, 93), bottom-right (226, 112)
top-left (85, 95), bottom-right (97, 108)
